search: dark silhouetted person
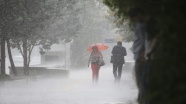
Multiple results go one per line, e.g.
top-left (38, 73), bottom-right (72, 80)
top-left (128, 7), bottom-right (159, 104)
top-left (111, 41), bottom-right (127, 82)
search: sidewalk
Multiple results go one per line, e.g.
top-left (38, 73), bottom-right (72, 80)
top-left (0, 66), bottom-right (138, 104)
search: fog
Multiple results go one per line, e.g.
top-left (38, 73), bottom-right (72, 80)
top-left (1, 0), bottom-right (137, 104)
top-left (0, 66), bottom-right (137, 104)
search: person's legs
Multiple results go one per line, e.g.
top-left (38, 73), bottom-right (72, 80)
top-left (117, 64), bottom-right (123, 81)
top-left (113, 64), bottom-right (118, 81)
top-left (91, 64), bottom-right (97, 82)
top-left (95, 64), bottom-right (100, 82)
top-left (134, 60), bottom-right (145, 103)
top-left (135, 60), bottom-right (144, 90)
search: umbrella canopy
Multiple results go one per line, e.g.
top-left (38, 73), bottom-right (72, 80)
top-left (87, 43), bottom-right (109, 51)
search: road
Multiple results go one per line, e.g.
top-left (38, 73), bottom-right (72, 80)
top-left (0, 66), bottom-right (138, 104)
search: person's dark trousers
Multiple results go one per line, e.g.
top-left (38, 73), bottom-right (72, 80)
top-left (134, 59), bottom-right (145, 103)
top-left (113, 64), bottom-right (123, 81)
top-left (135, 60), bottom-right (145, 89)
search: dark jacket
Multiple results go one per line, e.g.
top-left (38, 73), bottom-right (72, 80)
top-left (111, 45), bottom-right (127, 64)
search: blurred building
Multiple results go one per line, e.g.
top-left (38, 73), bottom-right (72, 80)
top-left (40, 51), bottom-right (64, 65)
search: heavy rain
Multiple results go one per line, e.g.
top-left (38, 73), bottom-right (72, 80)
top-left (1, 0), bottom-right (185, 104)
top-left (0, 0), bottom-right (137, 104)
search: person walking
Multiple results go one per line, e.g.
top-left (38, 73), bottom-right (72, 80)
top-left (88, 46), bottom-right (103, 83)
top-left (111, 41), bottom-right (127, 82)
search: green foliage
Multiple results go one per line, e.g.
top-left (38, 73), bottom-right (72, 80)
top-left (0, 0), bottom-right (83, 69)
top-left (103, 0), bottom-right (186, 104)
top-left (0, 0), bottom-right (82, 48)
top-left (103, 2), bottom-right (135, 42)
top-left (114, 20), bottom-right (134, 42)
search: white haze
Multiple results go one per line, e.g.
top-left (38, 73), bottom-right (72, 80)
top-left (0, 66), bottom-right (137, 104)
top-left (1, 0), bottom-right (137, 104)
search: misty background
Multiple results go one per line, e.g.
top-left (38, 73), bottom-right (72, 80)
top-left (3, 0), bottom-right (134, 74)
top-left (0, 0), bottom-right (137, 104)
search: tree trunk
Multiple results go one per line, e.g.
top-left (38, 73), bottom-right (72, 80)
top-left (6, 38), bottom-right (17, 76)
top-left (1, 38), bottom-right (6, 74)
top-left (23, 38), bottom-right (29, 76)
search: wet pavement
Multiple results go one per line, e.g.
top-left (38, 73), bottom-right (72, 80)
top-left (0, 66), bottom-right (138, 104)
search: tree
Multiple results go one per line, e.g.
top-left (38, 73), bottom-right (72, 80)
top-left (0, 0), bottom-right (59, 75)
top-left (105, 10), bottom-right (134, 42)
top-left (0, 0), bottom-right (82, 75)
top-left (70, 0), bottom-right (110, 67)
top-left (103, 0), bottom-right (186, 104)
top-left (0, 0), bottom-right (21, 75)
top-left (45, 0), bottom-right (82, 43)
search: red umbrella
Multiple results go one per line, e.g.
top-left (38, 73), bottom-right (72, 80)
top-left (87, 43), bottom-right (109, 51)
